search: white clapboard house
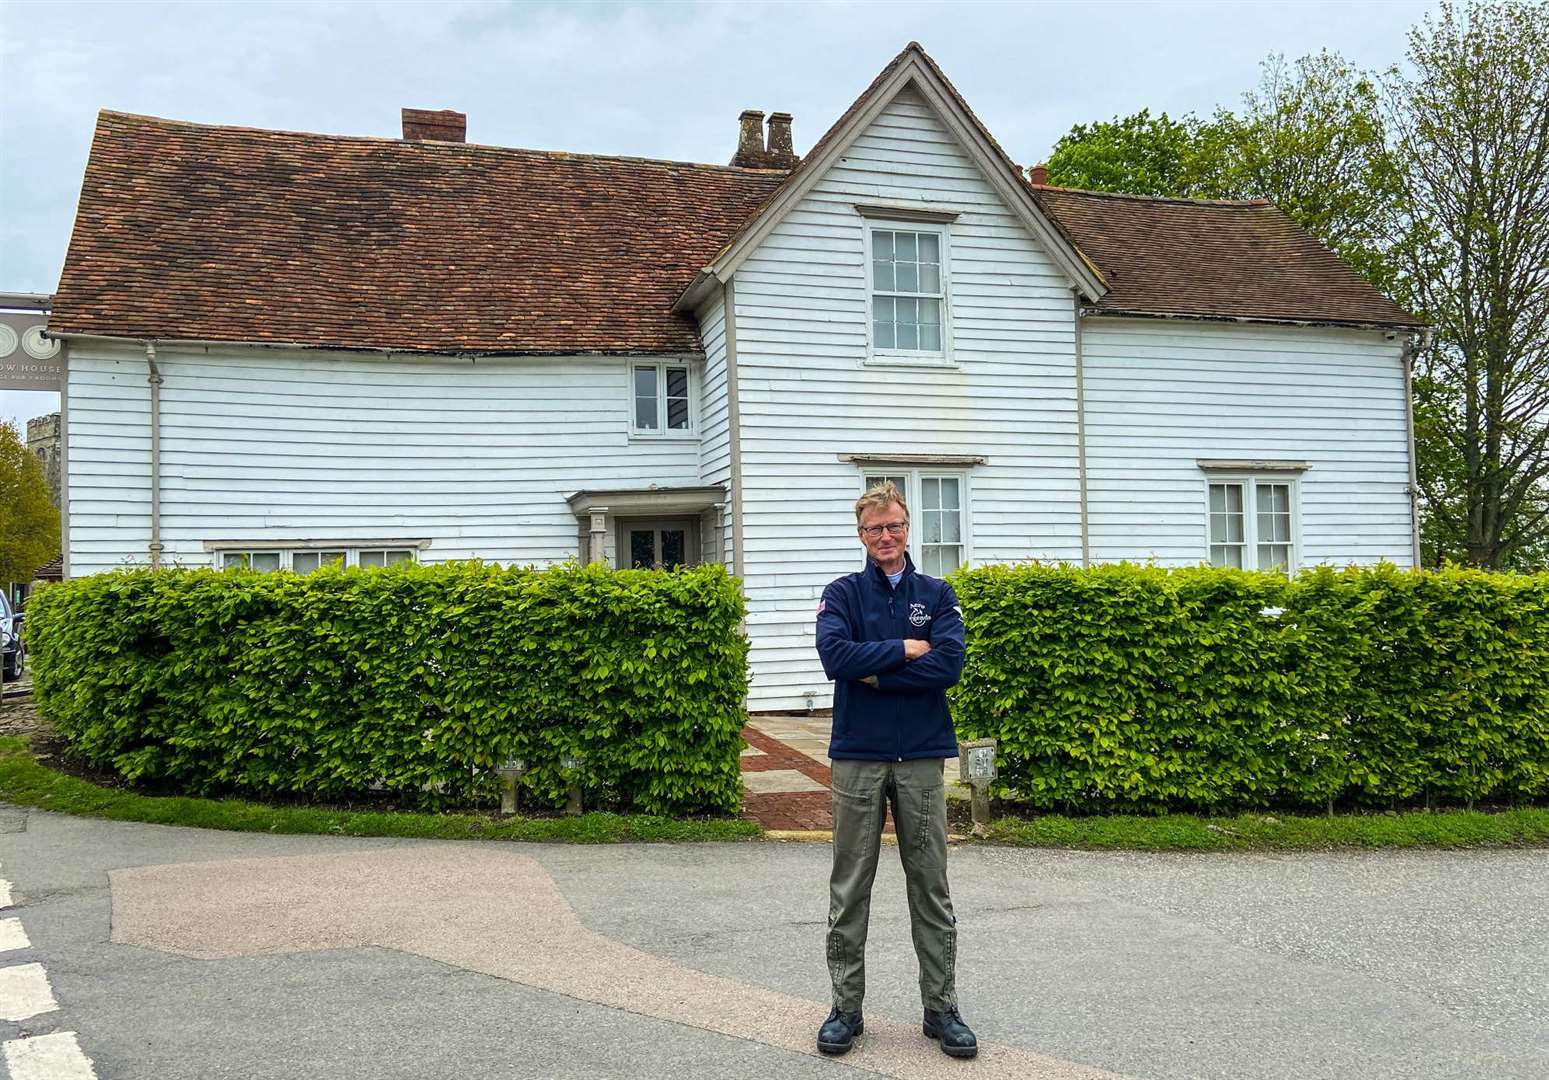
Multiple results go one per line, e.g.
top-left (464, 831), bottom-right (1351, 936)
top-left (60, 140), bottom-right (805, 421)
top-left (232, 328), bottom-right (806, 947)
top-left (47, 43), bottom-right (1424, 710)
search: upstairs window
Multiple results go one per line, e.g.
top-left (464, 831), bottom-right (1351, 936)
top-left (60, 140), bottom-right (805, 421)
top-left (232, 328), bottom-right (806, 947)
top-left (868, 225), bottom-right (948, 361)
top-left (632, 363), bottom-right (693, 435)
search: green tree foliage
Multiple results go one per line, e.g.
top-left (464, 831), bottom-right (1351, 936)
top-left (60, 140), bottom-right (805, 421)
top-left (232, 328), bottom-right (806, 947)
top-left (1387, 0), bottom-right (1549, 569)
top-left (0, 420), bottom-right (60, 585)
top-left (950, 563), bottom-right (1549, 814)
top-left (1214, 51), bottom-right (1403, 292)
top-left (24, 561), bottom-right (751, 815)
top-left (1045, 108), bottom-right (1228, 198)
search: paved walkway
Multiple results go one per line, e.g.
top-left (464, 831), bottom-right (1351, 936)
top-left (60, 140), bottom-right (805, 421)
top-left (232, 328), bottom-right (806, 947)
top-left (739, 715), bottom-right (962, 832)
top-left (4, 809), bottom-right (1545, 1079)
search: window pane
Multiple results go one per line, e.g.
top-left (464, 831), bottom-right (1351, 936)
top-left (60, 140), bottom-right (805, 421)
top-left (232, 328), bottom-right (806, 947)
top-left (896, 232), bottom-right (916, 261)
top-left (920, 233), bottom-right (940, 263)
top-left (919, 323), bottom-right (941, 351)
top-left (294, 550), bottom-right (345, 574)
top-left (873, 320), bottom-right (896, 349)
top-left (633, 366), bottom-right (656, 399)
top-left (1209, 544), bottom-right (1244, 569)
top-left (630, 530), bottom-right (655, 569)
top-left (384, 550), bottom-right (413, 565)
top-left (865, 474), bottom-right (907, 495)
top-left (896, 260), bottom-right (918, 293)
top-left (922, 476), bottom-right (940, 510)
top-left (872, 258), bottom-right (895, 291)
top-left (666, 367), bottom-right (690, 430)
top-left (937, 476), bottom-right (960, 509)
top-left (661, 529), bottom-right (686, 569)
top-left (920, 264), bottom-right (941, 294)
top-left (919, 298), bottom-right (940, 326)
top-left (359, 550), bottom-right (386, 568)
top-left (873, 230), bottom-right (894, 259)
top-left (667, 396), bottom-right (689, 429)
top-left (636, 395), bottom-right (658, 430)
top-left (874, 295), bottom-right (895, 322)
top-left (250, 552), bottom-right (281, 572)
top-left (222, 552), bottom-right (249, 570)
top-left (1209, 485), bottom-right (1225, 514)
top-left (897, 321), bottom-right (918, 350)
top-left (923, 510), bottom-right (942, 544)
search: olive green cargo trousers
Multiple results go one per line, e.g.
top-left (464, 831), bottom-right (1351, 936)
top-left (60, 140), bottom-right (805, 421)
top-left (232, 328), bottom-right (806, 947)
top-left (826, 757), bottom-right (957, 1013)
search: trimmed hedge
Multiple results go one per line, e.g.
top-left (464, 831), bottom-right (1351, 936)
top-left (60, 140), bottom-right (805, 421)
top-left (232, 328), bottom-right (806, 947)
top-left (25, 561), bottom-right (749, 815)
top-left (950, 563), bottom-right (1549, 813)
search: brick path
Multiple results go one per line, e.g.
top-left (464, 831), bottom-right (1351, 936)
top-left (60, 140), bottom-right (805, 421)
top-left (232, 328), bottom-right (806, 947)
top-left (738, 715), bottom-right (964, 833)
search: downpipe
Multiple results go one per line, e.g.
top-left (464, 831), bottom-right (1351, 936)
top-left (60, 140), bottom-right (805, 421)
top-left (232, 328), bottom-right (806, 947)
top-left (146, 341), bottom-right (163, 569)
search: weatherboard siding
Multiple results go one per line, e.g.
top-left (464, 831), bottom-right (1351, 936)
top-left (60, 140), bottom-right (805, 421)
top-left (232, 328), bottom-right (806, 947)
top-left (732, 86), bottom-right (1083, 710)
top-left (1081, 319), bottom-right (1414, 567)
top-left (695, 289), bottom-right (734, 565)
top-left (65, 343), bottom-right (702, 576)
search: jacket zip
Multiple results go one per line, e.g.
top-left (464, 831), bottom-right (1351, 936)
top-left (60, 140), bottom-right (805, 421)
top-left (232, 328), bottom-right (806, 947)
top-left (890, 575), bottom-right (903, 761)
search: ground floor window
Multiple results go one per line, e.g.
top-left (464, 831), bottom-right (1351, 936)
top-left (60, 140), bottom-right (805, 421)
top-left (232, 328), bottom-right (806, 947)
top-left (860, 469), bottom-right (968, 577)
top-left (217, 546), bottom-right (417, 572)
top-left (1207, 477), bottom-right (1297, 571)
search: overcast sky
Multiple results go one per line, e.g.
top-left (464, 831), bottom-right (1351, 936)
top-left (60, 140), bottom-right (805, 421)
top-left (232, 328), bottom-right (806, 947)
top-left (1, 0), bottom-right (1436, 431)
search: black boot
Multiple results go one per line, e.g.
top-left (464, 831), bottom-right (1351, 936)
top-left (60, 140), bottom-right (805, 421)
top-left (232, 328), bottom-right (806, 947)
top-left (817, 1006), bottom-right (864, 1055)
top-left (923, 1006), bottom-right (977, 1058)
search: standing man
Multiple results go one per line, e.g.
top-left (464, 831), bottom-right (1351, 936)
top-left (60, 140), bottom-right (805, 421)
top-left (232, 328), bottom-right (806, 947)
top-left (813, 481), bottom-right (977, 1059)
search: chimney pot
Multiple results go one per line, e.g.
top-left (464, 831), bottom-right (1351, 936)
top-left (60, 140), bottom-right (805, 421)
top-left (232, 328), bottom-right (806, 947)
top-left (402, 108), bottom-right (466, 143)
top-left (765, 112), bottom-right (797, 167)
top-left (1028, 163), bottom-right (1048, 186)
top-left (730, 109), bottom-right (766, 168)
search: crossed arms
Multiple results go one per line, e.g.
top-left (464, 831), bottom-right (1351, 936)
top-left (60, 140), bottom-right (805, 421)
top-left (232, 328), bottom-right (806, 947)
top-left (815, 586), bottom-right (966, 692)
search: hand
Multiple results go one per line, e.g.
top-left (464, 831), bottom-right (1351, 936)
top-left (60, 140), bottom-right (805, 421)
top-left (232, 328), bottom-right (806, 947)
top-left (860, 675), bottom-right (880, 688)
top-left (903, 638), bottom-right (932, 661)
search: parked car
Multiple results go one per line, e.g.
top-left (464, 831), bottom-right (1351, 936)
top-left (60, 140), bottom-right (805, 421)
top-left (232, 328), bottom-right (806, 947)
top-left (1, 592), bottom-right (23, 682)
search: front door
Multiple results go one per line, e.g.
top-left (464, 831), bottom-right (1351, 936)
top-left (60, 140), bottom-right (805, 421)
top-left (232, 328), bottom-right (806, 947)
top-left (617, 518), bottom-right (698, 570)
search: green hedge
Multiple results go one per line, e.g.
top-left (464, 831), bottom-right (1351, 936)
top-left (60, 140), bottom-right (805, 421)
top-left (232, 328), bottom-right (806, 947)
top-left (25, 561), bottom-right (749, 815)
top-left (950, 563), bottom-right (1549, 812)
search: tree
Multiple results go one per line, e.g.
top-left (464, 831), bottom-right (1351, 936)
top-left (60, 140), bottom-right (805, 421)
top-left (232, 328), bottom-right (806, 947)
top-left (1388, 0), bottom-right (1549, 568)
top-left (1, 420), bottom-right (60, 584)
top-left (1215, 51), bottom-right (1404, 294)
top-left (1044, 109), bottom-right (1230, 198)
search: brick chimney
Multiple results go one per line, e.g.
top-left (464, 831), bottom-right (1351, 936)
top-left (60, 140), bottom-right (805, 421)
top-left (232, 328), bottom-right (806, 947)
top-left (765, 112), bottom-right (797, 168)
top-left (1028, 162), bottom-right (1048, 186)
top-left (402, 108), bottom-right (466, 143)
top-left (730, 110), bottom-right (766, 167)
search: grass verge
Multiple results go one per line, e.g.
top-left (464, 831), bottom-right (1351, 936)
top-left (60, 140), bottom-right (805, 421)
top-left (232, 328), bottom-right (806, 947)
top-left (986, 806), bottom-right (1549, 850)
top-left (0, 737), bottom-right (761, 844)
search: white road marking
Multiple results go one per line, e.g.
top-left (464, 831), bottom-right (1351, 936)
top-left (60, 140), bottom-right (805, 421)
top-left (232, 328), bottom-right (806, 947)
top-left (0, 918), bottom-right (29, 953)
top-left (0, 963), bottom-right (57, 1021)
top-left (0, 878), bottom-right (13, 909)
top-left (3, 1031), bottom-right (99, 1080)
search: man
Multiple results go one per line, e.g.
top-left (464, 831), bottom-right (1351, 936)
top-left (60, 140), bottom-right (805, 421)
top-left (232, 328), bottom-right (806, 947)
top-left (813, 481), bottom-right (977, 1059)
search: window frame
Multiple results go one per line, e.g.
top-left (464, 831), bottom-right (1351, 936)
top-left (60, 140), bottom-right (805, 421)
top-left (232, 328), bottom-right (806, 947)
top-left (215, 545), bottom-right (420, 573)
top-left (862, 219), bottom-right (955, 369)
top-left (859, 468), bottom-right (972, 575)
top-left (1203, 474), bottom-right (1301, 573)
top-left (628, 360), bottom-right (698, 439)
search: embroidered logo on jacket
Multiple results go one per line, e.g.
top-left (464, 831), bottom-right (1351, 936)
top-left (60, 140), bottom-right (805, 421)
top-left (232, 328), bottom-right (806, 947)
top-left (909, 602), bottom-right (930, 628)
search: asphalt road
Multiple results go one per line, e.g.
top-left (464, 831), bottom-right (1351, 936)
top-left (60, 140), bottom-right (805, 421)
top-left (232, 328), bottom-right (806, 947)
top-left (0, 806), bottom-right (1544, 1080)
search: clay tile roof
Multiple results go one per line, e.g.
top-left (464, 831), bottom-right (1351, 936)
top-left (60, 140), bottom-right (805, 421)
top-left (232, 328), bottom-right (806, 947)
top-left (51, 112), bottom-right (787, 354)
top-left (33, 555), bottom-right (63, 581)
top-left (1029, 186), bottom-right (1423, 328)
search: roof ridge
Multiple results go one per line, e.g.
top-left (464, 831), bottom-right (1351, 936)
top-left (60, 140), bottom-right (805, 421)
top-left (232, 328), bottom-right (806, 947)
top-left (1031, 181), bottom-right (1272, 208)
top-left (94, 109), bottom-right (793, 177)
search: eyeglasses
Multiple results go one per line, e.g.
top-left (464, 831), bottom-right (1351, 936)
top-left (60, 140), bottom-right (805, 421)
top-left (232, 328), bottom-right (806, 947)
top-left (859, 522), bottom-right (909, 539)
